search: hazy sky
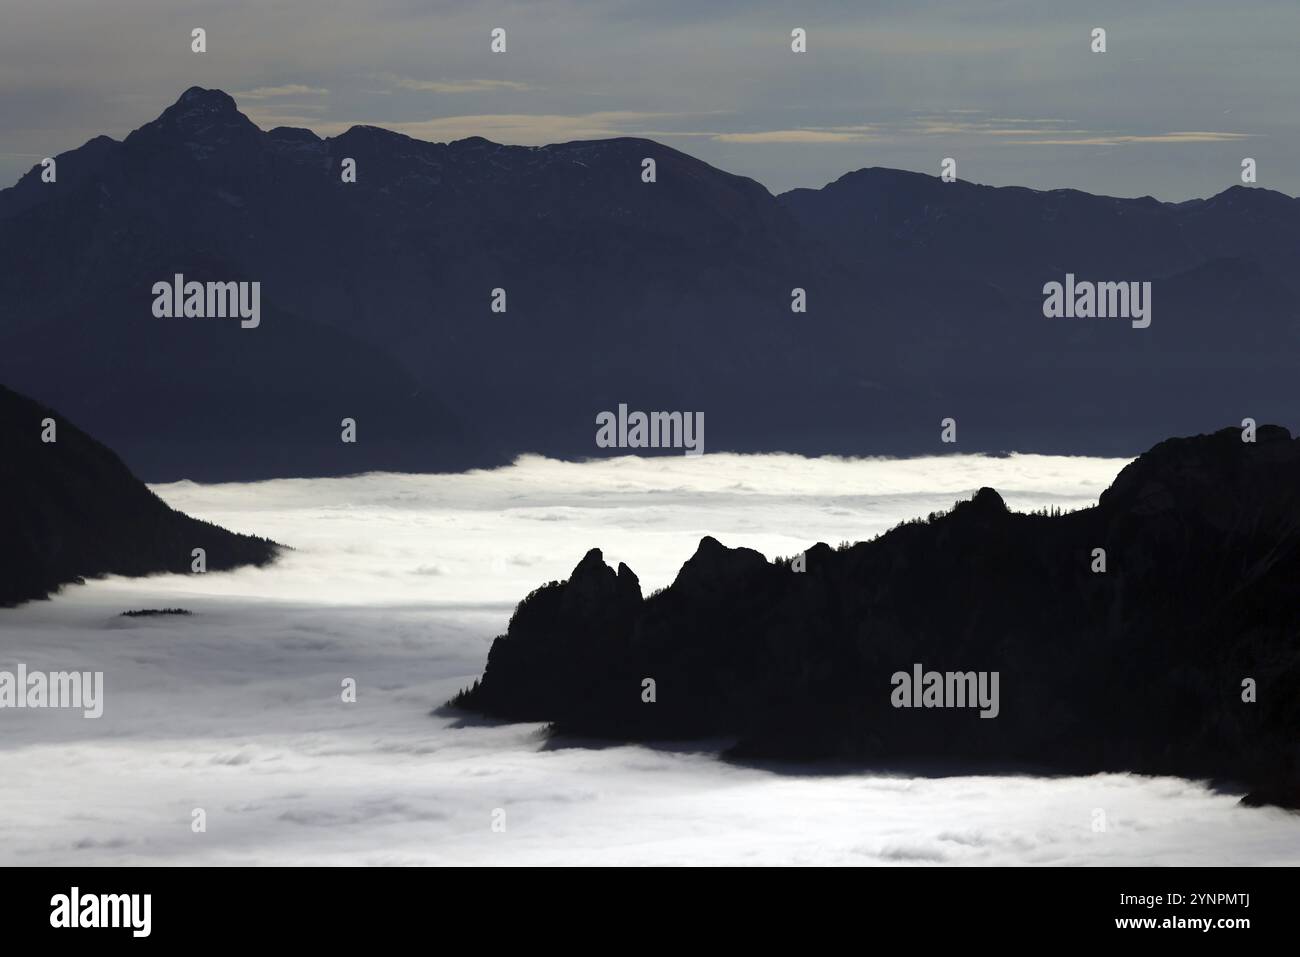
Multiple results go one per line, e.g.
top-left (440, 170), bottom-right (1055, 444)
top-left (1, 0), bottom-right (1296, 199)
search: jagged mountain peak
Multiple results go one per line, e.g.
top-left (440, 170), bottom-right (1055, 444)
top-left (159, 86), bottom-right (243, 123)
top-left (672, 535), bottom-right (769, 594)
top-left (124, 86), bottom-right (258, 155)
top-left (952, 486), bottom-right (1008, 520)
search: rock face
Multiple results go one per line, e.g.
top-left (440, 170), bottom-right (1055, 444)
top-left (454, 426), bottom-right (1300, 807)
top-left (0, 384), bottom-right (279, 606)
top-left (455, 549), bottom-right (643, 722)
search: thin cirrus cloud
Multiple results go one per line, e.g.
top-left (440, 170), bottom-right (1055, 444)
top-left (229, 91), bottom-right (1254, 158)
top-left (656, 120), bottom-right (1247, 148)
top-left (1015, 131), bottom-right (1253, 146)
top-left (903, 115), bottom-right (1250, 147)
top-left (711, 128), bottom-right (880, 144)
top-left (388, 112), bottom-right (646, 142)
top-left (236, 110), bottom-right (685, 144)
top-left (374, 73), bottom-right (532, 94)
top-left (233, 84), bottom-right (329, 100)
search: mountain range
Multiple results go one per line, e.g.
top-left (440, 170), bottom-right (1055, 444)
top-left (3, 87), bottom-right (1299, 480)
top-left (452, 425), bottom-right (1300, 809)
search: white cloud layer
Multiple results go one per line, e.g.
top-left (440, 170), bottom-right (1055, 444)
top-left (3, 452), bottom-right (1297, 865)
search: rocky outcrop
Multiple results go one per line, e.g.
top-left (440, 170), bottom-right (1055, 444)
top-left (0, 384), bottom-right (280, 607)
top-left (451, 549), bottom-right (642, 723)
top-left (454, 426), bottom-right (1300, 807)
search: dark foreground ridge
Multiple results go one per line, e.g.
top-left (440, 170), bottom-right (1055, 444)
top-left (0, 384), bottom-right (280, 607)
top-left (454, 426), bottom-right (1300, 808)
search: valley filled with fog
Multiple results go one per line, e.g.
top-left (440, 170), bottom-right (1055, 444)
top-left (2, 451), bottom-right (1297, 865)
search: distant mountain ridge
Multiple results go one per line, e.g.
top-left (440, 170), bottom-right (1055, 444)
top-left (454, 424), bottom-right (1300, 808)
top-left (0, 384), bottom-right (278, 607)
top-left (3, 87), bottom-right (1299, 479)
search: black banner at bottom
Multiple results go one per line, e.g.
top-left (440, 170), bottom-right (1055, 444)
top-left (0, 865), bottom-right (1286, 944)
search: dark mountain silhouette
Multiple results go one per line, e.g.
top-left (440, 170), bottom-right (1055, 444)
top-left (0, 384), bottom-right (279, 606)
top-left (4, 87), bottom-right (1300, 479)
top-left (453, 425), bottom-right (1300, 809)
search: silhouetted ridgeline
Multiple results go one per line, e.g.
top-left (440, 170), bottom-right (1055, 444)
top-left (4, 87), bottom-right (1300, 479)
top-left (454, 426), bottom-right (1300, 808)
top-left (0, 384), bottom-right (280, 607)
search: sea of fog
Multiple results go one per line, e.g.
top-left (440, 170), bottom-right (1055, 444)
top-left (2, 451), bottom-right (1298, 866)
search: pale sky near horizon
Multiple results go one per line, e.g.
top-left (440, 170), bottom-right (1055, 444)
top-left (1, 0), bottom-right (1296, 199)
